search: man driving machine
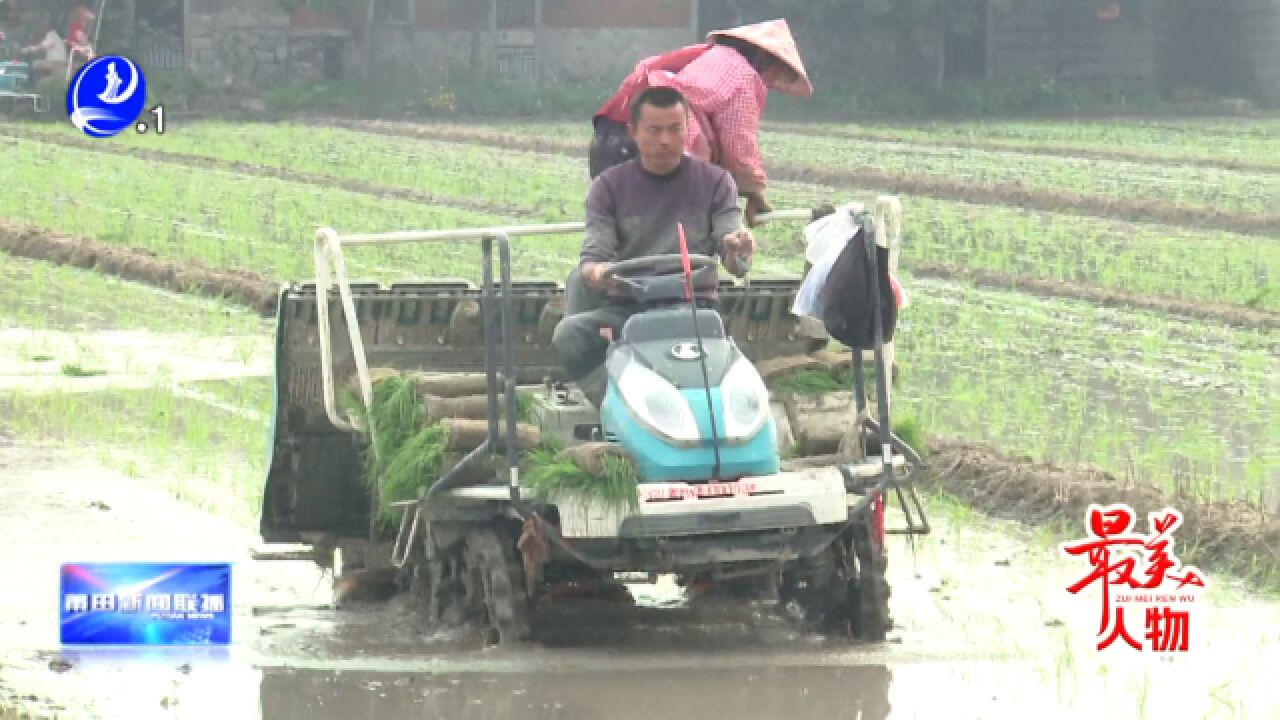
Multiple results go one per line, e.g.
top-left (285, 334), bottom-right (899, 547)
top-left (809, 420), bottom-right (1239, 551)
top-left (552, 85), bottom-right (756, 409)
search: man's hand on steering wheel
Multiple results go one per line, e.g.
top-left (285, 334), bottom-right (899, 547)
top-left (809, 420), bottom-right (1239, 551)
top-left (581, 261), bottom-right (616, 291)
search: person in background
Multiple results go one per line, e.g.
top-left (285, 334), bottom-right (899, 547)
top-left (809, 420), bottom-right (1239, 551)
top-left (67, 3), bottom-right (95, 64)
top-left (0, 25), bottom-right (13, 61)
top-left (590, 18), bottom-right (813, 227)
top-left (21, 24), bottom-right (66, 78)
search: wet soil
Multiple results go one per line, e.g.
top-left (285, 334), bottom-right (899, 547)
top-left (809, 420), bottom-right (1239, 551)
top-left (5, 197), bottom-right (1276, 332)
top-left (763, 122), bottom-right (1280, 176)
top-left (0, 221), bottom-right (279, 317)
top-left (327, 119), bottom-right (1280, 238)
top-left (1, 440), bottom-right (1277, 719)
top-left (923, 437), bottom-right (1280, 587)
top-left (0, 441), bottom-right (323, 720)
top-left (0, 327), bottom-right (270, 394)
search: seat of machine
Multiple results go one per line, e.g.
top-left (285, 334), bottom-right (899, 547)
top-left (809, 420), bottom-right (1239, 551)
top-left (620, 306), bottom-right (725, 344)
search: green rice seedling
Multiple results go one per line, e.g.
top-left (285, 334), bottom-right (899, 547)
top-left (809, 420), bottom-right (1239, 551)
top-left (59, 362), bottom-right (104, 377)
top-left (892, 412), bottom-right (927, 459)
top-left (9, 125), bottom-right (1277, 308)
top-left (522, 441), bottom-right (640, 516)
top-left (770, 369), bottom-right (845, 395)
top-left (373, 423), bottom-right (449, 530)
top-left (790, 120), bottom-right (1280, 168)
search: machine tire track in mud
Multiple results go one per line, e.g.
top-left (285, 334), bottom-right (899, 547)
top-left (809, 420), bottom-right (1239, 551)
top-left (413, 532), bottom-right (466, 629)
top-left (778, 519), bottom-right (892, 642)
top-left (411, 525), bottom-right (531, 645)
top-left (462, 527), bottom-right (532, 645)
top-left (850, 522), bottom-right (892, 641)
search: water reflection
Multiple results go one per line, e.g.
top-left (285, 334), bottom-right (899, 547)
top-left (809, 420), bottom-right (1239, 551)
top-left (259, 664), bottom-right (894, 720)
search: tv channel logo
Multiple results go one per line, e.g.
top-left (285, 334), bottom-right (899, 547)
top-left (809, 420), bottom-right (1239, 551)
top-left (66, 54), bottom-right (147, 138)
top-left (60, 563), bottom-right (231, 646)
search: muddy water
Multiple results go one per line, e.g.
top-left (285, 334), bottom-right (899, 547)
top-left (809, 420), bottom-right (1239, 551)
top-left (0, 329), bottom-right (270, 394)
top-left (2, 442), bottom-right (1278, 720)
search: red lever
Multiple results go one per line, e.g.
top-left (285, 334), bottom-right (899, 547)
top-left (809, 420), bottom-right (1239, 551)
top-left (677, 222), bottom-right (692, 301)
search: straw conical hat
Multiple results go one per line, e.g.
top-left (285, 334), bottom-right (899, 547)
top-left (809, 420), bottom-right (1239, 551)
top-left (707, 18), bottom-right (813, 97)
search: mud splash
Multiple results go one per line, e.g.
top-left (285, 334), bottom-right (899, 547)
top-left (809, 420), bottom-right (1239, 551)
top-left (328, 119), bottom-right (1280, 238)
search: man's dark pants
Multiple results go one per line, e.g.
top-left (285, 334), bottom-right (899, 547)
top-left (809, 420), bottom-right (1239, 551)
top-left (552, 267), bottom-right (638, 408)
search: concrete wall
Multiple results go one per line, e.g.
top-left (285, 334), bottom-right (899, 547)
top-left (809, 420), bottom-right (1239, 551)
top-left (399, 0), bottom-right (695, 82)
top-left (989, 0), bottom-right (1160, 85)
top-left (541, 0), bottom-right (692, 29)
top-left (537, 27), bottom-right (695, 83)
top-left (372, 26), bottom-right (694, 83)
top-left (382, 29), bottom-right (497, 74)
top-left (186, 0), bottom-right (291, 88)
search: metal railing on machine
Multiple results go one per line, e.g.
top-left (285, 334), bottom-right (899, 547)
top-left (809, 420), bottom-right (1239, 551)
top-left (310, 210), bottom-right (817, 557)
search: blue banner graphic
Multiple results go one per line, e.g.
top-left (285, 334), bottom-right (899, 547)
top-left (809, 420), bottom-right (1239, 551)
top-left (60, 563), bottom-right (232, 645)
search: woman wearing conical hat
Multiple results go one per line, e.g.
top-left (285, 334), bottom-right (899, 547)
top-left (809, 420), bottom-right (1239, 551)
top-left (591, 19), bottom-right (813, 226)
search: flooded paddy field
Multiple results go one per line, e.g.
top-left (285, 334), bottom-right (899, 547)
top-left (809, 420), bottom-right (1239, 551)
top-left (1, 113), bottom-right (1277, 718)
top-left (0, 439), bottom-right (1276, 720)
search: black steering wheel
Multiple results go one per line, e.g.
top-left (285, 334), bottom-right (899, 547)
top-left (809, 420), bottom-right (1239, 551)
top-left (604, 254), bottom-right (720, 279)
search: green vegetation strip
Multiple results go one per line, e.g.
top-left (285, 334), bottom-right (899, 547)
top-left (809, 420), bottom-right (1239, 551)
top-left (1, 124), bottom-right (1273, 511)
top-left (0, 249), bottom-right (269, 335)
top-left (0, 136), bottom-right (585, 284)
top-left (780, 119), bottom-right (1280, 170)
top-left (0, 124), bottom-right (543, 220)
top-left (0, 386), bottom-right (268, 529)
top-left (9, 121), bottom-right (1275, 312)
top-left (763, 122), bottom-right (1280, 175)
top-left (343, 118), bottom-right (1280, 170)
top-left (759, 132), bottom-right (1280, 216)
top-left (0, 219), bottom-right (281, 316)
top-left (899, 277), bottom-right (1277, 507)
top-left (339, 120), bottom-right (1280, 237)
top-left (299, 120), bottom-right (1280, 308)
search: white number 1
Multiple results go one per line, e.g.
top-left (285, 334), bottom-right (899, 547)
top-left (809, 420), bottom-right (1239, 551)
top-left (150, 105), bottom-right (166, 134)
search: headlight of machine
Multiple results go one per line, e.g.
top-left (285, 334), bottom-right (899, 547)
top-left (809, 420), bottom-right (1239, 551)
top-left (615, 361), bottom-right (700, 445)
top-left (721, 357), bottom-right (770, 441)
